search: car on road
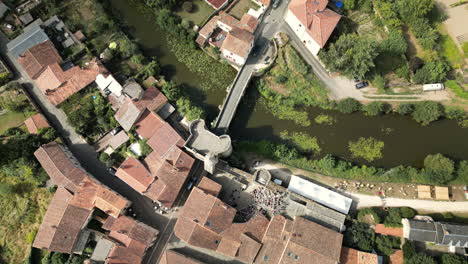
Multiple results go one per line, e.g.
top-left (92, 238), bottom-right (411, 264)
top-left (273, 0), bottom-right (281, 8)
top-left (355, 81), bottom-right (368, 89)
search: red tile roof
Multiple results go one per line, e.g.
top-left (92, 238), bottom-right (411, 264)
top-left (24, 113), bottom-right (50, 134)
top-left (205, 0), bottom-right (228, 9)
top-left (288, 0), bottom-right (341, 47)
top-left (33, 187), bottom-right (92, 254)
top-left (340, 247), bottom-right (379, 264)
top-left (134, 86), bottom-right (168, 112)
top-left (115, 157), bottom-right (155, 193)
top-left (159, 250), bottom-right (205, 264)
top-left (197, 177), bottom-right (222, 197)
top-left (375, 224), bottom-right (403, 237)
top-left (389, 250), bottom-right (403, 264)
top-left (34, 142), bottom-right (88, 193)
top-left (259, 0), bottom-right (271, 6)
top-left (221, 27), bottom-right (254, 59)
top-left (134, 110), bottom-right (165, 140)
top-left (240, 14), bottom-right (259, 33)
top-left (17, 40), bottom-right (62, 79)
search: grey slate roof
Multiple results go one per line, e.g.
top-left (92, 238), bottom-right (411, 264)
top-left (0, 2), bottom-right (9, 18)
top-left (408, 220), bottom-right (468, 248)
top-left (408, 220), bottom-right (437, 243)
top-left (7, 19), bottom-right (49, 58)
top-left (19, 12), bottom-right (34, 25)
top-left (123, 81), bottom-right (144, 100)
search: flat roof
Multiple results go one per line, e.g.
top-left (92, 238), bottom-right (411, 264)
top-left (288, 176), bottom-right (352, 214)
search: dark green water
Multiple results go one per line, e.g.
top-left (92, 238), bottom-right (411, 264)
top-left (111, 0), bottom-right (468, 168)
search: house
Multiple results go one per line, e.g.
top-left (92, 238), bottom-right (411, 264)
top-left (115, 157), bottom-right (155, 193)
top-left (374, 224), bottom-right (403, 237)
top-left (24, 113), bottom-right (50, 134)
top-left (95, 130), bottom-right (130, 154)
top-left (402, 219), bottom-right (468, 249)
top-left (102, 215), bottom-right (158, 263)
top-left (17, 40), bottom-right (62, 78)
top-left (255, 214), bottom-right (343, 264)
top-left (74, 30), bottom-right (86, 41)
top-left (174, 180), bottom-right (270, 263)
top-left (284, 0), bottom-right (341, 56)
top-left (196, 12), bottom-right (258, 66)
top-left (340, 247), bottom-right (379, 264)
top-left (159, 250), bottom-right (205, 264)
top-left (19, 12), bottom-right (34, 25)
top-left (123, 80), bottom-right (144, 100)
top-left (205, 0), bottom-right (228, 10)
top-left (389, 250), bottom-right (403, 264)
top-left (7, 19), bottom-right (49, 58)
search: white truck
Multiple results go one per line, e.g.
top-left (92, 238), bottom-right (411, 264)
top-left (423, 83), bottom-right (444, 92)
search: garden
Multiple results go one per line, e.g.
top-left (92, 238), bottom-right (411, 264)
top-left (175, 0), bottom-right (214, 26)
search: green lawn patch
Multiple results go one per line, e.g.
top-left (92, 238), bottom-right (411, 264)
top-left (440, 34), bottom-right (464, 69)
top-left (445, 80), bottom-right (468, 100)
top-left (227, 0), bottom-right (258, 20)
top-left (176, 0), bottom-right (213, 26)
top-left (0, 111), bottom-right (30, 134)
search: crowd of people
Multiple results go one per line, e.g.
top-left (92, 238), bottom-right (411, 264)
top-left (251, 187), bottom-right (287, 215)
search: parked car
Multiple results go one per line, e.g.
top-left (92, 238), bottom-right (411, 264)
top-left (4, 23), bottom-right (15, 30)
top-left (110, 126), bottom-right (123, 135)
top-left (273, 0), bottom-right (281, 8)
top-left (103, 88), bottom-right (112, 96)
top-left (355, 81), bottom-right (368, 89)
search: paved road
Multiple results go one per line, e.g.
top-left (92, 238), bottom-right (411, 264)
top-left (214, 2), bottom-right (289, 133)
top-left (0, 31), bottom-right (198, 264)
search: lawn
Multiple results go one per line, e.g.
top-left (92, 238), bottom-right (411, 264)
top-left (0, 111), bottom-right (31, 134)
top-left (227, 0), bottom-right (258, 20)
top-left (440, 33), bottom-right (465, 69)
top-left (176, 0), bottom-right (214, 26)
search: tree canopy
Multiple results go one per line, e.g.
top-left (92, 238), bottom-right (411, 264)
top-left (348, 137), bottom-right (385, 162)
top-left (423, 154), bottom-right (455, 184)
top-left (411, 101), bottom-right (443, 126)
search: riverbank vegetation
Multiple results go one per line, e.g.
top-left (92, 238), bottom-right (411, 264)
top-left (348, 137), bottom-right (384, 162)
top-left (235, 140), bottom-right (468, 185)
top-left (314, 113), bottom-right (336, 125)
top-left (0, 126), bottom-right (57, 263)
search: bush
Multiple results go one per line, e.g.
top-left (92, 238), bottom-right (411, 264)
top-left (285, 45), bottom-right (308, 75)
top-left (0, 71), bottom-right (12, 85)
top-left (411, 101), bottom-right (443, 126)
top-left (440, 253), bottom-right (467, 264)
top-left (275, 75), bottom-right (288, 84)
top-left (445, 106), bottom-right (465, 120)
top-left (357, 208), bottom-right (381, 223)
top-left (182, 1), bottom-right (193, 12)
top-left (396, 103), bottom-right (414, 115)
top-left (380, 30), bottom-right (407, 55)
top-left (348, 137), bottom-right (384, 162)
top-left (396, 64), bottom-right (410, 80)
top-left (423, 153), bottom-right (455, 184)
top-left (336, 98), bottom-right (361, 113)
top-left (456, 161), bottom-right (468, 185)
top-left (372, 75), bottom-right (386, 91)
top-left (407, 254), bottom-right (437, 264)
top-left (314, 114), bottom-right (336, 125)
top-left (280, 131), bottom-right (321, 153)
top-left (181, 19), bottom-right (191, 29)
top-left (375, 235), bottom-right (400, 256)
top-left (344, 222), bottom-right (375, 251)
top-left (363, 101), bottom-right (390, 116)
top-left (344, 0), bottom-right (356, 9)
top-left (413, 61), bottom-right (450, 84)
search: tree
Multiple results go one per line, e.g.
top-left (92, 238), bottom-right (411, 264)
top-left (397, 103), bottom-right (414, 115)
top-left (50, 252), bottom-right (68, 264)
top-left (410, 18), bottom-right (439, 50)
top-left (344, 222), bottom-right (375, 251)
top-left (396, 0), bottom-right (434, 22)
top-left (0, 183), bottom-right (14, 196)
top-left (457, 161), bottom-right (468, 184)
top-left (363, 101), bottom-right (390, 116)
top-left (349, 137), bottom-right (384, 162)
top-left (384, 207), bottom-right (403, 227)
top-left (409, 57), bottom-right (424, 73)
top-left (407, 254), bottom-right (436, 264)
top-left (182, 1), bottom-right (193, 12)
top-left (380, 30), bottom-right (408, 55)
top-left (375, 235), bottom-right (400, 256)
top-left (423, 154), bottom-right (455, 184)
top-left (135, 60), bottom-right (161, 80)
top-left (336, 98), bottom-right (361, 113)
top-left (412, 101), bottom-right (443, 125)
top-left (413, 61), bottom-right (449, 84)
top-left (319, 34), bottom-right (379, 79)
top-left (440, 253), bottom-right (467, 264)
top-left (161, 81), bottom-right (181, 101)
top-left (139, 140), bottom-right (152, 157)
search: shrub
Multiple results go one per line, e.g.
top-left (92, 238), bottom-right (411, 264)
top-left (375, 235), bottom-right (400, 256)
top-left (456, 161), bottom-right (468, 185)
top-left (285, 45), bottom-right (308, 75)
top-left (344, 0), bottom-right (356, 9)
top-left (440, 253), bottom-right (467, 264)
top-left (380, 30), bottom-right (407, 55)
top-left (396, 103), bottom-right (414, 115)
top-left (445, 106), bottom-right (465, 120)
top-left (336, 98), bottom-right (361, 113)
top-left (139, 139), bottom-right (152, 157)
top-left (407, 254), bottom-right (436, 264)
top-left (412, 101), bottom-right (443, 126)
top-left (423, 153), bottom-right (455, 184)
top-left (372, 75), bottom-right (386, 91)
top-left (348, 137), bottom-right (384, 162)
top-left (344, 222), bottom-right (375, 251)
top-left (384, 207), bottom-right (403, 227)
top-left (181, 18), bottom-right (191, 29)
top-left (275, 74), bottom-right (288, 84)
top-left (314, 114), bottom-right (336, 125)
top-left (182, 1), bottom-right (193, 12)
top-left (400, 207), bottom-right (416, 218)
top-left (396, 64), bottom-right (410, 80)
top-left (280, 131), bottom-right (321, 153)
top-left (413, 61), bottom-right (450, 84)
top-left (0, 71), bottom-right (12, 85)
top-left (363, 101), bottom-right (390, 116)
top-left (357, 208), bottom-right (381, 223)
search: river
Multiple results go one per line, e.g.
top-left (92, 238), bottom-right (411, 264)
top-left (110, 0), bottom-right (468, 168)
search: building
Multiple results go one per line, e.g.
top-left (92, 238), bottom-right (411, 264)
top-left (196, 11), bottom-right (258, 66)
top-left (255, 215), bottom-right (343, 264)
top-left (7, 19), bottom-right (49, 58)
top-left (402, 219), bottom-right (468, 250)
top-left (287, 175), bottom-right (352, 214)
top-left (389, 250), bottom-right (403, 264)
top-left (340, 247), bottom-right (379, 264)
top-left (284, 0), bottom-right (341, 56)
top-left (24, 113), bottom-right (50, 134)
top-left (95, 130), bottom-right (130, 155)
top-left (159, 249), bottom-right (205, 264)
top-left (374, 224), bottom-right (403, 237)
top-left (96, 73), bottom-right (123, 97)
top-left (205, 0), bottom-right (228, 10)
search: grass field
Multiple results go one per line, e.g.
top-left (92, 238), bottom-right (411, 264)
top-left (0, 111), bottom-right (30, 134)
top-left (176, 0), bottom-right (214, 26)
top-left (440, 33), bottom-right (465, 69)
top-left (227, 0), bottom-right (258, 20)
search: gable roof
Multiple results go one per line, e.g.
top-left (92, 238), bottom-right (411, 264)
top-left (115, 157), bottom-right (154, 193)
top-left (221, 27), bottom-right (254, 58)
top-left (17, 40), bottom-right (62, 78)
top-left (288, 0), bottom-right (341, 48)
top-left (197, 177), bottom-right (222, 197)
top-left (114, 97), bottom-right (145, 131)
top-left (205, 0), bottom-right (228, 9)
top-left (34, 142), bottom-right (88, 193)
top-left (24, 113), bottom-right (50, 134)
top-left (33, 187), bottom-right (92, 254)
top-left (159, 250), bottom-right (205, 264)
top-left (375, 224), bottom-right (403, 237)
top-left (7, 19), bottom-right (49, 58)
top-left (134, 86), bottom-right (168, 112)
top-left (240, 14), bottom-right (259, 33)
top-left (340, 247), bottom-right (379, 264)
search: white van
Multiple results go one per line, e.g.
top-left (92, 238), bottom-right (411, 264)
top-left (423, 83), bottom-right (444, 92)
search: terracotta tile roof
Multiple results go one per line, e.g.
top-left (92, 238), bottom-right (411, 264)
top-left (115, 157), bottom-right (154, 193)
top-left (199, 16), bottom-right (219, 39)
top-left (255, 216), bottom-right (343, 264)
top-left (375, 224), bottom-right (403, 237)
top-left (24, 113), bottom-right (50, 134)
top-left (17, 40), bottom-right (62, 78)
top-left (219, 11), bottom-right (241, 29)
top-left (96, 130), bottom-right (130, 152)
top-left (389, 250), bottom-right (403, 264)
top-left (197, 177), bottom-right (222, 197)
top-left (134, 110), bottom-right (164, 140)
top-left (159, 250), bottom-right (205, 264)
top-left (34, 142), bottom-right (88, 193)
top-left (106, 245), bottom-right (144, 264)
top-left (221, 27), bottom-right (254, 58)
top-left (240, 14), bottom-right (259, 33)
top-left (288, 0), bottom-right (341, 48)
top-left (205, 0), bottom-right (228, 9)
top-left (103, 215), bottom-right (159, 247)
top-left (237, 234), bottom-right (263, 263)
top-left (340, 247), bottom-right (379, 264)
top-left (259, 0), bottom-right (271, 6)
top-left (134, 86), bottom-right (168, 112)
top-left (94, 185), bottom-right (129, 218)
top-left (114, 97), bottom-right (144, 131)
top-left (36, 58), bottom-right (106, 105)
top-left (33, 187), bottom-right (92, 254)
